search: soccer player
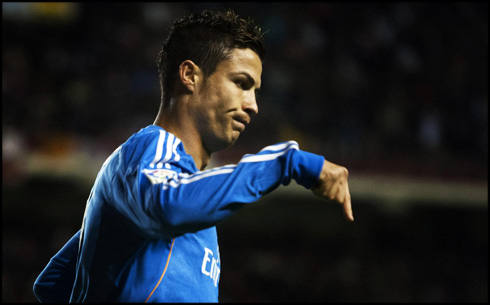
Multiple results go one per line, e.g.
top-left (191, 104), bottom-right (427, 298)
top-left (33, 9), bottom-right (353, 302)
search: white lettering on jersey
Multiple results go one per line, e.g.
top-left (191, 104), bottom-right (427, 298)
top-left (201, 247), bottom-right (220, 287)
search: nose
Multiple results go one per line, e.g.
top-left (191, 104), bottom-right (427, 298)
top-left (243, 91), bottom-right (258, 116)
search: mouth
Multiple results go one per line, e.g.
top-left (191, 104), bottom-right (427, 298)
top-left (232, 117), bottom-right (249, 132)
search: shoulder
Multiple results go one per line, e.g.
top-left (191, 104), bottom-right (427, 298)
top-left (121, 125), bottom-right (188, 170)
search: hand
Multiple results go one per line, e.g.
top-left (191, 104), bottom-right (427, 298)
top-left (311, 159), bottom-right (354, 222)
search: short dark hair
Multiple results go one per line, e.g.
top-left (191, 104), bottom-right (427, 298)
top-left (156, 9), bottom-right (266, 108)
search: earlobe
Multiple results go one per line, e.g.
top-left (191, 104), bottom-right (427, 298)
top-left (179, 60), bottom-right (200, 92)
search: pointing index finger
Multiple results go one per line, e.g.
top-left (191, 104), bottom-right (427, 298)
top-left (343, 184), bottom-right (354, 221)
top-left (344, 196), bottom-right (354, 222)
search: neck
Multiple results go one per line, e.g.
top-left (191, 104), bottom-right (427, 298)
top-left (153, 104), bottom-right (210, 171)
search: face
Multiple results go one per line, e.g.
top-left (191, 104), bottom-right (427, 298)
top-left (192, 48), bottom-right (262, 153)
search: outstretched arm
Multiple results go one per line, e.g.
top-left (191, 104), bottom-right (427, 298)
top-left (110, 140), bottom-right (326, 239)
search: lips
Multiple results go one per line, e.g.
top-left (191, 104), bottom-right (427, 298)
top-left (232, 116), bottom-right (249, 132)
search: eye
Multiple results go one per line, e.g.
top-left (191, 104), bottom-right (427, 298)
top-left (234, 80), bottom-right (243, 89)
top-left (235, 80), bottom-right (252, 91)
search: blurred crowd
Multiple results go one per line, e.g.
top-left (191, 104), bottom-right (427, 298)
top-left (2, 2), bottom-right (488, 302)
top-left (3, 2), bottom-right (488, 183)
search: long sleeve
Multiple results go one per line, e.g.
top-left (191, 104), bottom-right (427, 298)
top-left (108, 130), bottom-right (325, 239)
top-left (33, 230), bottom-right (80, 303)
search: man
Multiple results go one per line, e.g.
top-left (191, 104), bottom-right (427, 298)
top-left (33, 9), bottom-right (353, 302)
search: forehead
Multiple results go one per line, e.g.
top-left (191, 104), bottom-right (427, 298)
top-left (215, 48), bottom-right (262, 86)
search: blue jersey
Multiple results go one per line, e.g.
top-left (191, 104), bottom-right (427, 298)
top-left (33, 125), bottom-right (324, 302)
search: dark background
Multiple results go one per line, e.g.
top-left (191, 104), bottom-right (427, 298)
top-left (2, 2), bottom-right (487, 302)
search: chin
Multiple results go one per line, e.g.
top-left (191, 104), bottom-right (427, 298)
top-left (227, 137), bottom-right (239, 148)
top-left (229, 131), bottom-right (241, 146)
top-left (221, 135), bottom-right (239, 150)
top-left (206, 134), bottom-right (239, 153)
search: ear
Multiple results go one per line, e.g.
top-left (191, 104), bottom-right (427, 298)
top-left (178, 60), bottom-right (201, 93)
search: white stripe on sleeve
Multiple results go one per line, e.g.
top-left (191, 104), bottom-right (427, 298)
top-left (161, 142), bottom-right (299, 189)
top-left (241, 142), bottom-right (299, 163)
top-left (164, 166), bottom-right (237, 189)
top-left (258, 141), bottom-right (298, 153)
